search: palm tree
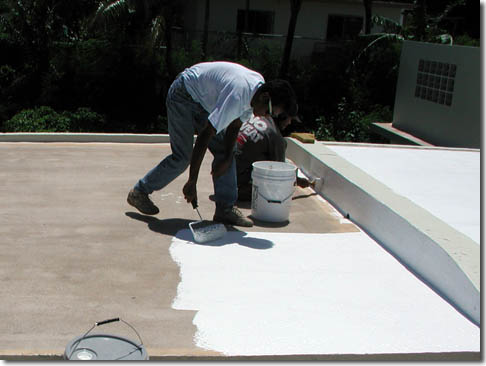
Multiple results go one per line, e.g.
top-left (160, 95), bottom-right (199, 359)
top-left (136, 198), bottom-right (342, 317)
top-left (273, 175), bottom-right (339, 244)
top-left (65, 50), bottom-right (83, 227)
top-left (202, 0), bottom-right (210, 59)
top-left (236, 0), bottom-right (250, 60)
top-left (363, 0), bottom-right (372, 34)
top-left (92, 0), bottom-right (159, 28)
top-left (91, 0), bottom-right (183, 78)
top-left (279, 0), bottom-right (302, 79)
top-left (350, 0), bottom-right (464, 73)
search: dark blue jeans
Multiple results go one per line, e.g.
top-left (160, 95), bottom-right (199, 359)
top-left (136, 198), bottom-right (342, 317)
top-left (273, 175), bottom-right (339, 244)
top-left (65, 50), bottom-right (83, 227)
top-left (134, 74), bottom-right (237, 208)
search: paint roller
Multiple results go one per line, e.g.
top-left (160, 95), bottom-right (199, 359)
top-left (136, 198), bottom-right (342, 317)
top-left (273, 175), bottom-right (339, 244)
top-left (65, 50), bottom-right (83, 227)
top-left (189, 199), bottom-right (227, 243)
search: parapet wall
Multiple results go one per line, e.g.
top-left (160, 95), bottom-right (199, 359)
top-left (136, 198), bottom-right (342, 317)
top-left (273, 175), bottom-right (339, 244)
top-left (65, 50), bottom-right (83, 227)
top-left (286, 137), bottom-right (480, 326)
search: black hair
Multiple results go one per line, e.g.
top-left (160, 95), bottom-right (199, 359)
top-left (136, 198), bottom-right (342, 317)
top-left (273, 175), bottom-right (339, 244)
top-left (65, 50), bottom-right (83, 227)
top-left (258, 79), bottom-right (298, 117)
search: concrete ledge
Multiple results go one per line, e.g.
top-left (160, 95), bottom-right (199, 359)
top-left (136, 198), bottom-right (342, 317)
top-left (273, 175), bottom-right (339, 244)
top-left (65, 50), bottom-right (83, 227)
top-left (0, 132), bottom-right (171, 143)
top-left (371, 122), bottom-right (434, 146)
top-left (285, 138), bottom-right (480, 326)
top-left (146, 352), bottom-right (483, 361)
top-left (2, 351), bottom-right (480, 361)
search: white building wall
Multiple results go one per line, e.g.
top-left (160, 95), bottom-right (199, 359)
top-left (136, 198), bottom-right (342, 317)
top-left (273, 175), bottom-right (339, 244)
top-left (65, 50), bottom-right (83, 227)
top-left (182, 0), bottom-right (411, 59)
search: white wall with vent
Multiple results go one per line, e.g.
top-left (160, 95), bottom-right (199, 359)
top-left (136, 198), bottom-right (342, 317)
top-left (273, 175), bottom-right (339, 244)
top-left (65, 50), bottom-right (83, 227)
top-left (392, 41), bottom-right (480, 148)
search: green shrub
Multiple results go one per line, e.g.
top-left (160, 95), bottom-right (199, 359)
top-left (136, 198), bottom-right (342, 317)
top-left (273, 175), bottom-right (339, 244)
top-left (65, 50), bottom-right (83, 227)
top-left (361, 104), bottom-right (393, 125)
top-left (171, 40), bottom-right (204, 74)
top-left (68, 107), bottom-right (107, 132)
top-left (3, 106), bottom-right (106, 132)
top-left (314, 100), bottom-right (392, 143)
top-left (454, 35), bottom-right (480, 47)
top-left (314, 115), bottom-right (335, 142)
top-left (3, 106), bottom-right (70, 132)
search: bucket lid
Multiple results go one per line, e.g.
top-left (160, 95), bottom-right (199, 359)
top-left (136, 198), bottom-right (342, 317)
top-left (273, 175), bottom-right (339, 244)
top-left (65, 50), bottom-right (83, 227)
top-left (252, 161), bottom-right (296, 178)
top-left (64, 333), bottom-right (148, 360)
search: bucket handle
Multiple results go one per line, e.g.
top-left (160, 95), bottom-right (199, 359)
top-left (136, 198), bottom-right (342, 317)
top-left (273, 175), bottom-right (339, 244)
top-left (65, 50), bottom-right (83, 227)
top-left (257, 190), bottom-right (293, 204)
top-left (68, 317), bottom-right (144, 359)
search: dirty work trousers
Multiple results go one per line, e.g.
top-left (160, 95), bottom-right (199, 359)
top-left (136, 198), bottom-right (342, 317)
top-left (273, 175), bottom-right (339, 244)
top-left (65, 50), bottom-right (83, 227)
top-left (134, 73), bottom-right (237, 209)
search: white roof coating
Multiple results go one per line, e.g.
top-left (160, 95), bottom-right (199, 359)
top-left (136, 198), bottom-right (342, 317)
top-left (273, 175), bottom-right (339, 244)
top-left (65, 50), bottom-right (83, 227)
top-left (324, 144), bottom-right (480, 244)
top-left (170, 229), bottom-right (479, 356)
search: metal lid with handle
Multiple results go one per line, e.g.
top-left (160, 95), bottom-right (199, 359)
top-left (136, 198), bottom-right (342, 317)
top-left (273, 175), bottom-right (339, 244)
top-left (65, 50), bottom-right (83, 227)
top-left (64, 317), bottom-right (148, 361)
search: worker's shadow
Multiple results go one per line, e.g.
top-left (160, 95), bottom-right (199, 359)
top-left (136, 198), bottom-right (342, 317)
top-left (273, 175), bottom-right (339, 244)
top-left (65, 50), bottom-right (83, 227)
top-left (125, 212), bottom-right (273, 250)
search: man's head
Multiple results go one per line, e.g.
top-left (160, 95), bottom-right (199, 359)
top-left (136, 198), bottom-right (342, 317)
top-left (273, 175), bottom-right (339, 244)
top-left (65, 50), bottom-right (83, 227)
top-left (251, 80), bottom-right (299, 124)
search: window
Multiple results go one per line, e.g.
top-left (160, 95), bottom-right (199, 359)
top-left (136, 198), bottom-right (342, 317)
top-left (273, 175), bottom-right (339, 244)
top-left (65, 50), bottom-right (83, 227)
top-left (327, 15), bottom-right (363, 40)
top-left (236, 9), bottom-right (275, 34)
top-left (415, 59), bottom-right (457, 106)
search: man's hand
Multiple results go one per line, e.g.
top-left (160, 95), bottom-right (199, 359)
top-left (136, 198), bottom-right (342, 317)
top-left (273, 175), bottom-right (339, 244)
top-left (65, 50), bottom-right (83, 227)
top-left (183, 179), bottom-right (197, 203)
top-left (296, 177), bottom-right (312, 188)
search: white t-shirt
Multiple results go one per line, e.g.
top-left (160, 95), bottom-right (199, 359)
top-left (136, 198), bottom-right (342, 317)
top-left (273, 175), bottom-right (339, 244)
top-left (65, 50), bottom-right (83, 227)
top-left (181, 62), bottom-right (264, 133)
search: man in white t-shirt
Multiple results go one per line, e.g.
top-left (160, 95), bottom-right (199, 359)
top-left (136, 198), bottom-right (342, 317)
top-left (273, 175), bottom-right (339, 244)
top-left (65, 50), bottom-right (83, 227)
top-left (127, 61), bottom-right (298, 227)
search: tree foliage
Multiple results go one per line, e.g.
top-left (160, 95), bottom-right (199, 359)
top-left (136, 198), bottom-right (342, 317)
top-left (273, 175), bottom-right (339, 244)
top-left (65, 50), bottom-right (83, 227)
top-left (0, 0), bottom-right (479, 141)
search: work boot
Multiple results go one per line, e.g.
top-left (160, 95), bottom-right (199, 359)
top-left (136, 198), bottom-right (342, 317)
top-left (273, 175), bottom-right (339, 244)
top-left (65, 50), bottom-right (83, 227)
top-left (127, 188), bottom-right (159, 215)
top-left (213, 205), bottom-right (253, 227)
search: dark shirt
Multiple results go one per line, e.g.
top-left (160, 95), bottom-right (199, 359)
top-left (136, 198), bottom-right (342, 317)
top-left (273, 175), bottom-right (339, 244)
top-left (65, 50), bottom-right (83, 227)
top-left (235, 115), bottom-right (287, 185)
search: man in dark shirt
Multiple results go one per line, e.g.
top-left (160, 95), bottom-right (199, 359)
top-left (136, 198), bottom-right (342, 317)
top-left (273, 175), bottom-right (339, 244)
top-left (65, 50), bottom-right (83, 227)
top-left (235, 114), bottom-right (312, 201)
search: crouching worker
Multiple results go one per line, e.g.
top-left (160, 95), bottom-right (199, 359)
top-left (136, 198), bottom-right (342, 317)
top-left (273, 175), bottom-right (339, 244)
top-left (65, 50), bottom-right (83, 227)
top-left (127, 61), bottom-right (299, 227)
top-left (235, 113), bottom-right (312, 202)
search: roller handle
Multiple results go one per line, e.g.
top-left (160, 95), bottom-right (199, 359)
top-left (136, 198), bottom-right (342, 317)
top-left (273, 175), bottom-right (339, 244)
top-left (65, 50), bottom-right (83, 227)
top-left (191, 199), bottom-right (198, 209)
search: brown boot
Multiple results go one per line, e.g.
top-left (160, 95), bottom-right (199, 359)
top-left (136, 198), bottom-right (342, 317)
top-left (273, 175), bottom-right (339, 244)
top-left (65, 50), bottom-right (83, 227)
top-left (213, 205), bottom-right (253, 227)
top-left (127, 188), bottom-right (159, 215)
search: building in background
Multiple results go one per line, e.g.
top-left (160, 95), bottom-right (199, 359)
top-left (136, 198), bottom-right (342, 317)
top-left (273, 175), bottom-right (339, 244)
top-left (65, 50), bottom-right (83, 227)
top-left (179, 0), bottom-right (413, 61)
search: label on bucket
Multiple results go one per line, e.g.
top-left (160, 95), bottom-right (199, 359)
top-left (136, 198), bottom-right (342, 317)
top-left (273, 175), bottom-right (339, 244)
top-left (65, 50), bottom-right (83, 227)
top-left (251, 186), bottom-right (259, 212)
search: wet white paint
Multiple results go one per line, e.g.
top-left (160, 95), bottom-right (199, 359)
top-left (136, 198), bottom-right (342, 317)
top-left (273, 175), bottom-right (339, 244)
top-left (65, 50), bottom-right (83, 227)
top-left (169, 230), bottom-right (479, 356)
top-left (325, 145), bottom-right (480, 244)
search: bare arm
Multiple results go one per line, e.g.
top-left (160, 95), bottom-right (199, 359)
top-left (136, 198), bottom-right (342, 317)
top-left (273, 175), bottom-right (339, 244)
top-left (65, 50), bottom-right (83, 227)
top-left (183, 122), bottom-right (216, 203)
top-left (211, 118), bottom-right (242, 179)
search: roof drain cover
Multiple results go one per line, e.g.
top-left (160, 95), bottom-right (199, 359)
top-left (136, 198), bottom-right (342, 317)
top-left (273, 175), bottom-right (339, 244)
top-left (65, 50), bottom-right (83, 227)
top-left (64, 318), bottom-right (149, 360)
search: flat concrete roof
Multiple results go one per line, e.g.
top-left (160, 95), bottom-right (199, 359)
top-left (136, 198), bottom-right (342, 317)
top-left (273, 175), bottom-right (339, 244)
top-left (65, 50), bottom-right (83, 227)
top-left (325, 142), bottom-right (480, 244)
top-left (287, 140), bottom-right (480, 324)
top-left (0, 136), bottom-right (480, 360)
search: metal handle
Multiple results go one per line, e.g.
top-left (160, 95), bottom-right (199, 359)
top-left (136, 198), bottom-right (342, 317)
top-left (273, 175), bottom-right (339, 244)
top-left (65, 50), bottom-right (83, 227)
top-left (191, 199), bottom-right (203, 221)
top-left (69, 317), bottom-right (144, 359)
top-left (257, 190), bottom-right (294, 204)
top-left (96, 317), bottom-right (119, 326)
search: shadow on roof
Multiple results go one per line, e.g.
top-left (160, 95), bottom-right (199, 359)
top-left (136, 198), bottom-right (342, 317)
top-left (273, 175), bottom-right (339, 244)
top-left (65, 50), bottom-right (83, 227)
top-left (126, 211), bottom-right (274, 250)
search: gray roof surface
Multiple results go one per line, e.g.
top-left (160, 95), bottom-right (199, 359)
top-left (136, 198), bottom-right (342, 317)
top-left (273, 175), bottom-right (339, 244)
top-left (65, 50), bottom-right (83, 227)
top-left (0, 141), bottom-right (359, 360)
top-left (0, 138), bottom-right (479, 360)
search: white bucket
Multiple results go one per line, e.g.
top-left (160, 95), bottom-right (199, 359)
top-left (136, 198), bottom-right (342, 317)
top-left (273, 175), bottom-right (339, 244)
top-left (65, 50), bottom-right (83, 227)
top-left (251, 161), bottom-right (297, 222)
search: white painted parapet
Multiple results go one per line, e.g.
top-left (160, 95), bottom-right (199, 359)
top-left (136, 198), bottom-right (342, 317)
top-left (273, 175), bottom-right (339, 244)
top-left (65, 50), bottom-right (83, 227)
top-left (0, 132), bottom-right (171, 143)
top-left (285, 138), bottom-right (480, 326)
